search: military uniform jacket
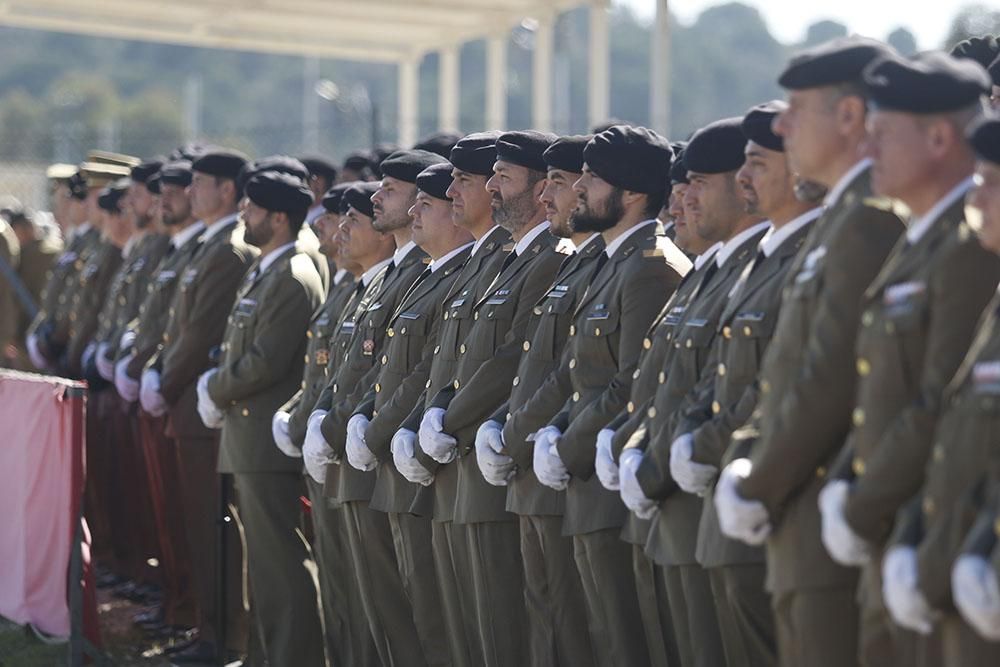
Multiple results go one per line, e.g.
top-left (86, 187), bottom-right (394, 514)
top-left (677, 218), bottom-right (815, 568)
top-left (0, 220), bottom-right (19, 358)
top-left (321, 244), bottom-right (429, 503)
top-left (499, 236), bottom-right (606, 518)
top-left (403, 226), bottom-right (511, 522)
top-left (65, 239), bottom-right (123, 377)
top-left (737, 166), bottom-right (904, 594)
top-left (279, 271), bottom-right (358, 448)
top-left (888, 297), bottom-right (1000, 608)
top-left (209, 245), bottom-right (324, 473)
top-left (833, 194), bottom-right (1000, 549)
top-left (15, 234), bottom-right (61, 344)
top-left (630, 229), bottom-right (762, 565)
top-left (155, 219), bottom-right (259, 439)
top-left (354, 247), bottom-right (472, 516)
top-left (122, 230), bottom-right (205, 381)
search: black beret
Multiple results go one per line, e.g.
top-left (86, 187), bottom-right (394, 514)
top-left (245, 171), bottom-right (314, 216)
top-left (370, 144), bottom-right (400, 179)
top-left (415, 162), bottom-right (454, 201)
top-left (343, 151), bottom-right (374, 172)
top-left (990, 54), bottom-right (1000, 87)
top-left (495, 130), bottom-right (558, 173)
top-left (950, 35), bottom-right (1000, 69)
top-left (68, 172), bottom-right (88, 200)
top-left (583, 125), bottom-right (673, 194)
top-left (542, 135), bottom-right (593, 174)
top-left (321, 182), bottom-right (354, 213)
top-left (159, 160), bottom-right (193, 188)
top-left (968, 113), bottom-right (1000, 165)
top-left (380, 149), bottom-right (448, 184)
top-left (131, 158), bottom-right (165, 184)
top-left (238, 155), bottom-right (309, 194)
top-left (413, 131), bottom-right (462, 158)
top-left (192, 149), bottom-right (249, 181)
top-left (343, 182), bottom-right (379, 218)
top-left (170, 142), bottom-right (209, 162)
top-left (146, 174), bottom-right (161, 195)
top-left (864, 51), bottom-right (991, 113)
top-left (779, 36), bottom-right (896, 90)
top-left (450, 131), bottom-right (502, 176)
top-left (670, 147), bottom-right (689, 185)
top-left (97, 179), bottom-right (130, 213)
top-left (299, 155), bottom-right (339, 183)
top-left (685, 117), bottom-right (747, 174)
top-left (742, 101), bottom-right (786, 152)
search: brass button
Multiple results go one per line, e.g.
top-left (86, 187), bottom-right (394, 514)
top-left (723, 326), bottom-right (732, 339)
top-left (815, 466), bottom-right (826, 478)
top-left (387, 328), bottom-right (395, 337)
top-left (643, 338), bottom-right (652, 350)
top-left (425, 380), bottom-right (431, 389)
top-left (761, 379), bottom-right (770, 393)
top-left (647, 406), bottom-right (657, 419)
top-left (512, 376), bottom-right (520, 387)
top-left (304, 355), bottom-right (309, 364)
top-left (717, 363), bottom-right (726, 377)
top-left (306, 330), bottom-right (313, 338)
top-left (381, 355), bottom-right (388, 364)
top-left (534, 307), bottom-right (542, 315)
top-left (856, 358), bottom-right (871, 376)
top-left (474, 312), bottom-right (480, 320)
top-left (627, 401), bottom-right (635, 414)
top-left (594, 327), bottom-right (601, 336)
top-left (632, 368), bottom-right (640, 379)
top-left (862, 310), bottom-right (874, 326)
top-left (375, 383), bottom-right (381, 393)
top-left (241, 408), bottom-right (249, 417)
top-left (572, 392), bottom-right (580, 402)
top-left (163, 333), bottom-right (170, 343)
top-left (932, 444), bottom-right (944, 462)
top-left (523, 341), bottom-right (531, 352)
top-left (459, 344), bottom-right (466, 354)
top-left (743, 326), bottom-right (752, 336)
top-left (400, 327), bottom-right (407, 335)
top-left (570, 359), bottom-right (577, 369)
top-left (332, 383), bottom-right (338, 393)
top-left (852, 407), bottom-right (865, 427)
top-left (454, 380), bottom-right (460, 389)
top-left (569, 325), bottom-right (576, 336)
top-left (434, 345), bottom-right (440, 354)
top-left (922, 497), bottom-right (935, 515)
top-left (685, 339), bottom-right (692, 348)
top-left (711, 401), bottom-right (721, 415)
top-left (658, 371), bottom-right (666, 384)
top-left (852, 457), bottom-right (866, 476)
top-left (444, 312), bottom-right (450, 320)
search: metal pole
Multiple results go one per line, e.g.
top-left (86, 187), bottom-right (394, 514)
top-left (588, 0), bottom-right (610, 128)
top-left (650, 0), bottom-right (671, 136)
top-left (439, 45), bottom-right (460, 133)
top-left (485, 34), bottom-right (508, 130)
top-left (532, 17), bottom-right (555, 132)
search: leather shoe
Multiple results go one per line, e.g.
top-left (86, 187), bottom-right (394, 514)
top-left (168, 639), bottom-right (218, 664)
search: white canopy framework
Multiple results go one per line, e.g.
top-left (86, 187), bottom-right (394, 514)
top-left (0, 0), bottom-right (672, 145)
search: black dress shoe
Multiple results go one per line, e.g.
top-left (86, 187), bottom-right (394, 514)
top-left (95, 571), bottom-right (125, 589)
top-left (162, 634), bottom-right (200, 656)
top-left (133, 606), bottom-right (164, 626)
top-left (168, 640), bottom-right (218, 664)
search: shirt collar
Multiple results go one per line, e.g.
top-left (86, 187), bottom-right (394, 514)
top-left (258, 241), bottom-right (296, 275)
top-left (361, 257), bottom-right (392, 287)
top-left (392, 239), bottom-right (418, 266)
top-left (514, 221), bottom-right (551, 256)
top-left (471, 226), bottom-right (502, 256)
top-left (332, 267), bottom-right (350, 285)
top-left (605, 219), bottom-right (657, 258)
top-left (575, 233), bottom-right (600, 253)
top-left (693, 242), bottom-right (722, 271)
top-left (430, 242), bottom-right (474, 273)
top-left (716, 221), bottom-right (770, 267)
top-left (905, 175), bottom-right (975, 244)
top-left (121, 232), bottom-right (142, 259)
top-left (759, 207), bottom-right (823, 257)
top-left (824, 158), bottom-right (872, 207)
top-left (171, 220), bottom-right (205, 249)
top-left (200, 212), bottom-right (239, 242)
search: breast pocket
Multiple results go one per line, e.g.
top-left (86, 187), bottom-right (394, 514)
top-left (579, 308), bottom-right (621, 375)
top-left (532, 293), bottom-right (575, 361)
top-left (881, 289), bottom-right (929, 392)
top-left (390, 311), bottom-right (429, 372)
top-left (226, 298), bottom-right (258, 358)
top-left (470, 294), bottom-right (517, 359)
top-left (674, 319), bottom-right (717, 380)
top-left (440, 292), bottom-right (476, 360)
top-left (726, 311), bottom-right (777, 386)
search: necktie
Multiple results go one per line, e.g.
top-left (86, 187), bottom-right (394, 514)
top-left (498, 250), bottom-right (518, 275)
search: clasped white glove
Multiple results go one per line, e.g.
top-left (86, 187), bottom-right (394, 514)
top-left (114, 357), bottom-right (140, 403)
top-left (952, 554), bottom-right (1000, 641)
top-left (595, 428), bottom-right (621, 491)
top-left (715, 458), bottom-right (771, 545)
top-left (346, 414), bottom-right (377, 471)
top-left (670, 433), bottom-right (718, 496)
top-left (418, 407), bottom-right (458, 464)
top-left (818, 480), bottom-right (872, 566)
top-left (26, 333), bottom-right (50, 370)
top-left (533, 426), bottom-right (569, 491)
top-left (303, 410), bottom-right (334, 484)
top-left (118, 329), bottom-right (136, 353)
top-left (475, 420), bottom-right (515, 486)
top-left (620, 448), bottom-right (657, 519)
top-left (392, 428), bottom-right (434, 486)
top-left (883, 545), bottom-right (939, 635)
top-left (96, 342), bottom-right (115, 381)
top-left (139, 369), bottom-right (168, 417)
top-left (196, 369), bottom-right (224, 429)
top-left (81, 341), bottom-right (97, 372)
top-left (271, 410), bottom-right (300, 458)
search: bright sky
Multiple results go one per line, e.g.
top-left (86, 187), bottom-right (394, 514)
top-left (619, 0), bottom-right (986, 50)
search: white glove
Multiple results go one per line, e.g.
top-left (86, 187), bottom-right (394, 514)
top-left (95, 342), bottom-right (115, 381)
top-left (303, 410), bottom-right (334, 484)
top-left (392, 428), bottom-right (434, 486)
top-left (595, 428), bottom-right (620, 491)
top-left (715, 458), bottom-right (771, 545)
top-left (26, 333), bottom-right (50, 370)
top-left (619, 448), bottom-right (658, 519)
top-left (196, 369), bottom-right (224, 429)
top-left (81, 341), bottom-right (97, 372)
top-left (139, 369), bottom-right (168, 417)
top-left (883, 545), bottom-right (939, 635)
top-left (818, 480), bottom-right (872, 566)
top-left (118, 329), bottom-right (136, 352)
top-left (271, 410), bottom-right (301, 458)
top-left (952, 554), bottom-right (1000, 641)
top-left (114, 357), bottom-right (140, 403)
top-left (670, 433), bottom-right (719, 496)
top-left (418, 407), bottom-right (458, 464)
top-left (533, 426), bottom-right (569, 491)
top-left (475, 420), bottom-right (515, 486)
top-left (346, 414), bottom-right (377, 471)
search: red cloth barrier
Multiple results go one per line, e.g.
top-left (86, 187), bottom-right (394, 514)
top-left (0, 370), bottom-right (92, 641)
